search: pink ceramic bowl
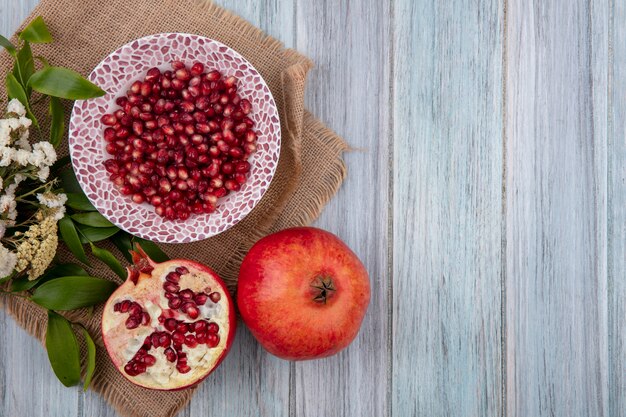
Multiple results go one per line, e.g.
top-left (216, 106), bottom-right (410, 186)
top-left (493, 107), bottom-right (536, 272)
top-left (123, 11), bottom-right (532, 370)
top-left (69, 33), bottom-right (281, 243)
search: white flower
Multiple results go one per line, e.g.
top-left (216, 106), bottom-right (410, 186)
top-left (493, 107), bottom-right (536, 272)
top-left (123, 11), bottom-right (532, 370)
top-left (0, 126), bottom-right (10, 147)
top-left (37, 166), bottom-right (50, 182)
top-left (0, 194), bottom-right (15, 212)
top-left (0, 220), bottom-right (5, 239)
top-left (28, 149), bottom-right (45, 167)
top-left (52, 206), bottom-right (66, 221)
top-left (14, 149), bottom-right (31, 166)
top-left (32, 142), bottom-right (56, 166)
top-left (0, 244), bottom-right (17, 278)
top-left (16, 130), bottom-right (31, 151)
top-left (0, 146), bottom-right (15, 166)
top-left (37, 192), bottom-right (67, 209)
top-left (17, 116), bottom-right (31, 129)
top-left (7, 99), bottom-right (26, 117)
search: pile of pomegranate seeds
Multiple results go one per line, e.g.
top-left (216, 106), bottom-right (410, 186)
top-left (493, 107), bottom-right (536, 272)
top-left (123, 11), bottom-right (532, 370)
top-left (102, 61), bottom-right (259, 221)
top-left (162, 266), bottom-right (221, 319)
top-left (114, 265), bottom-right (223, 377)
top-left (113, 300), bottom-right (151, 329)
top-left (123, 317), bottom-right (221, 376)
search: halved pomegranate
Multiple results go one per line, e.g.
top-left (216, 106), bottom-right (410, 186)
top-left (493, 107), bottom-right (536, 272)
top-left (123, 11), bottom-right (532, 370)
top-left (102, 246), bottom-right (236, 390)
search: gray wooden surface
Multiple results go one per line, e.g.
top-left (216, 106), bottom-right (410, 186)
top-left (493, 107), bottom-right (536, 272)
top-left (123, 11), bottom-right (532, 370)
top-left (0, 0), bottom-right (624, 416)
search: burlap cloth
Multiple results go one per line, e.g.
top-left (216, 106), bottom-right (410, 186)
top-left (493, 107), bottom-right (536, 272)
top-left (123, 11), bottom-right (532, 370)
top-left (0, 1), bottom-right (348, 416)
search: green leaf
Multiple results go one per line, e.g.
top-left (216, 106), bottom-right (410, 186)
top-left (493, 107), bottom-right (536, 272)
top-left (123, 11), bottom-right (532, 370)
top-left (5, 73), bottom-right (38, 128)
top-left (11, 276), bottom-right (41, 291)
top-left (65, 192), bottom-right (95, 211)
top-left (13, 40), bottom-right (34, 91)
top-left (133, 238), bottom-right (169, 262)
top-left (90, 243), bottom-right (126, 279)
top-left (77, 225), bottom-right (119, 243)
top-left (46, 311), bottom-right (81, 387)
top-left (72, 212), bottom-right (114, 228)
top-left (49, 96), bottom-right (65, 147)
top-left (12, 262), bottom-right (90, 292)
top-left (43, 263), bottom-right (89, 278)
top-left (34, 56), bottom-right (50, 67)
top-left (31, 276), bottom-right (117, 310)
top-left (110, 232), bottom-right (134, 262)
top-left (19, 16), bottom-right (52, 44)
top-left (51, 155), bottom-right (71, 175)
top-left (82, 329), bottom-right (96, 391)
top-left (59, 168), bottom-right (82, 193)
top-left (29, 67), bottom-right (105, 99)
top-left (58, 216), bottom-right (89, 264)
top-left (0, 34), bottom-right (16, 56)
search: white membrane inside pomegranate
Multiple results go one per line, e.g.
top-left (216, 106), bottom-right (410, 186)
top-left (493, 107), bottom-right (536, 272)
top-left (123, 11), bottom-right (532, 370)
top-left (102, 252), bottom-right (234, 390)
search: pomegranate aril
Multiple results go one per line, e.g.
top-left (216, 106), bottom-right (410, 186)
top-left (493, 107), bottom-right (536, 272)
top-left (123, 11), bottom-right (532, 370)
top-left (235, 173), bottom-right (247, 184)
top-left (172, 331), bottom-right (185, 345)
top-left (229, 147), bottom-right (244, 159)
top-left (176, 322), bottom-right (189, 333)
top-left (142, 354), bottom-right (157, 366)
top-left (125, 316), bottom-right (140, 329)
top-left (184, 334), bottom-right (198, 348)
top-left (164, 347), bottom-right (177, 362)
top-left (158, 333), bottom-right (171, 347)
top-left (193, 320), bottom-right (207, 333)
top-left (207, 322), bottom-right (219, 334)
top-left (166, 271), bottom-right (181, 283)
top-left (163, 281), bottom-right (180, 293)
top-left (174, 180), bottom-right (187, 191)
top-left (182, 302), bottom-right (200, 319)
top-left (164, 318), bottom-right (178, 331)
top-left (194, 292), bottom-right (208, 306)
top-left (224, 179), bottom-right (240, 191)
top-left (195, 333), bottom-right (208, 344)
top-left (209, 292), bottom-right (221, 303)
top-left (240, 99), bottom-right (252, 114)
top-left (141, 312), bottom-right (151, 325)
top-left (175, 266), bottom-right (189, 275)
top-left (235, 161), bottom-right (250, 173)
top-left (176, 363), bottom-right (191, 374)
top-left (206, 70), bottom-right (221, 81)
top-left (179, 289), bottom-right (194, 300)
top-left (190, 62), bottom-right (204, 75)
top-left (101, 114), bottom-right (117, 126)
top-left (207, 333), bottom-right (220, 347)
top-left (168, 296), bottom-right (182, 309)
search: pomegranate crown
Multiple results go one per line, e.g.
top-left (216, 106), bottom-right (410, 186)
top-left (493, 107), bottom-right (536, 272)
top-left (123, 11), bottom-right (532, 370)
top-left (127, 244), bottom-right (155, 283)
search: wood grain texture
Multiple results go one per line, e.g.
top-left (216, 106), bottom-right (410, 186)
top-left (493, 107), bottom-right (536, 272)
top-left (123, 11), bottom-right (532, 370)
top-left (293, 0), bottom-right (391, 416)
top-left (392, 1), bottom-right (504, 416)
top-left (505, 1), bottom-right (610, 416)
top-left (609, 0), bottom-right (626, 415)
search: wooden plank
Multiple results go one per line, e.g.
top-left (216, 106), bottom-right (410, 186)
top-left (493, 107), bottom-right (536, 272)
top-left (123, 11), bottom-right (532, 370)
top-left (392, 1), bottom-right (504, 416)
top-left (0, 311), bottom-right (81, 417)
top-left (609, 1), bottom-right (626, 415)
top-left (505, 1), bottom-right (609, 416)
top-left (0, 0), bottom-right (38, 39)
top-left (292, 0), bottom-right (391, 416)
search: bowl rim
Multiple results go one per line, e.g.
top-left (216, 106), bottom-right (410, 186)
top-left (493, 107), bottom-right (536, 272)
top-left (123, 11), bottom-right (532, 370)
top-left (69, 32), bottom-right (281, 243)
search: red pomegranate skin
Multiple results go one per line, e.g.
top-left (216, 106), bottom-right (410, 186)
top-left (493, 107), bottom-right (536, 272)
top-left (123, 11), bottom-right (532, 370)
top-left (237, 227), bottom-right (370, 360)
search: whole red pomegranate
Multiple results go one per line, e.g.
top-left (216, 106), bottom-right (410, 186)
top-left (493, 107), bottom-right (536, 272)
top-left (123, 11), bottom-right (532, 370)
top-left (102, 246), bottom-right (236, 390)
top-left (237, 227), bottom-right (370, 360)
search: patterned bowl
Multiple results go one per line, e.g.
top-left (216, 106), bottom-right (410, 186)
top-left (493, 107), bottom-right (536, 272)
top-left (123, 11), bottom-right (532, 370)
top-left (69, 33), bottom-right (281, 243)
